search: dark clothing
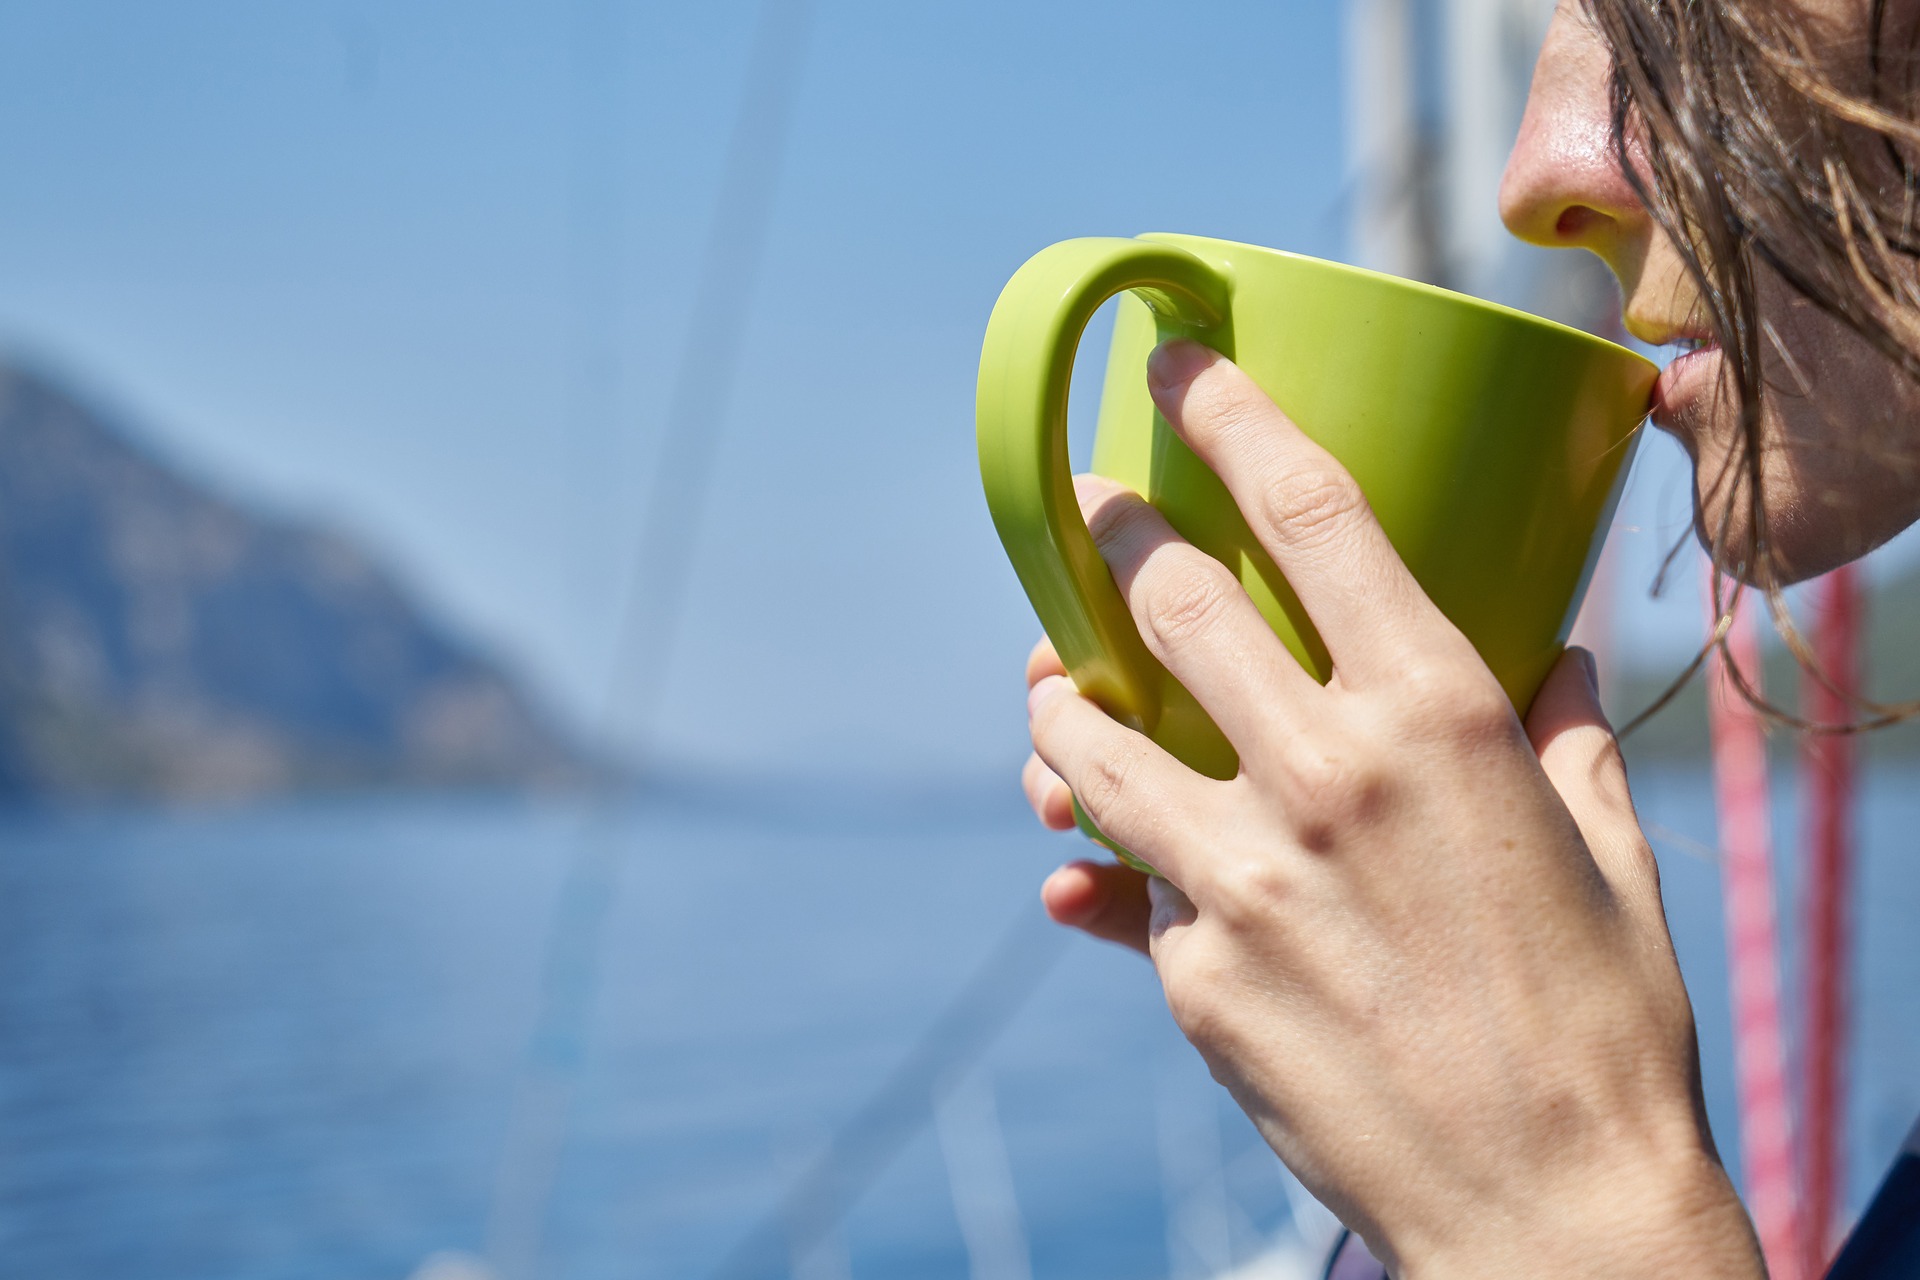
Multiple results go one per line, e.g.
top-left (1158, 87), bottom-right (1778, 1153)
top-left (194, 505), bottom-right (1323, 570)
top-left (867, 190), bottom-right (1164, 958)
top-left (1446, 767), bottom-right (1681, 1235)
top-left (1828, 1118), bottom-right (1920, 1280)
top-left (1322, 1229), bottom-right (1386, 1279)
top-left (1321, 1117), bottom-right (1920, 1280)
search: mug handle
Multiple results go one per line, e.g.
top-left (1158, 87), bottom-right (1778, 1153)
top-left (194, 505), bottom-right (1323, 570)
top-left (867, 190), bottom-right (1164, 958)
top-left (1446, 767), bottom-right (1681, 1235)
top-left (976, 236), bottom-right (1230, 741)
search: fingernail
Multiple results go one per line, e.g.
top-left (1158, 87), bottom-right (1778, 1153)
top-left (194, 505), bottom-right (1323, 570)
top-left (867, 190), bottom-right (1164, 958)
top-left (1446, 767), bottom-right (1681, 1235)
top-left (1072, 472), bottom-right (1128, 502)
top-left (1042, 863), bottom-right (1098, 924)
top-left (1146, 339), bottom-right (1218, 394)
top-left (1574, 646), bottom-right (1599, 690)
top-left (1028, 674), bottom-right (1067, 718)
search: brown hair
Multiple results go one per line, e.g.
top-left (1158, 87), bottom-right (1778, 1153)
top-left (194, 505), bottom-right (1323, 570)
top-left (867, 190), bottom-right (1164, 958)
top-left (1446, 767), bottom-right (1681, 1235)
top-left (1583, 0), bottom-right (1920, 733)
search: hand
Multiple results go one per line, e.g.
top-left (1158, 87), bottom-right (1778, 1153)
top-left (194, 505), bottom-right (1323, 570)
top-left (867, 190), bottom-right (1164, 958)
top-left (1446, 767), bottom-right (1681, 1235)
top-left (1020, 340), bottom-right (1764, 1278)
top-left (1022, 638), bottom-right (1159, 952)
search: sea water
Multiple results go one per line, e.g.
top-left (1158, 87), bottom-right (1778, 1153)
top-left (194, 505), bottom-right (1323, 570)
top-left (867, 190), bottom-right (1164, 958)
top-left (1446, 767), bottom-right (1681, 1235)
top-left (0, 764), bottom-right (1915, 1279)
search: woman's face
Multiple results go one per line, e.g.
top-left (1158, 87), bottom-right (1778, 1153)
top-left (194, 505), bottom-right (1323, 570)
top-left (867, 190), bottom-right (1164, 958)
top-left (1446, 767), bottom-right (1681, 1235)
top-left (1500, 0), bottom-right (1920, 582)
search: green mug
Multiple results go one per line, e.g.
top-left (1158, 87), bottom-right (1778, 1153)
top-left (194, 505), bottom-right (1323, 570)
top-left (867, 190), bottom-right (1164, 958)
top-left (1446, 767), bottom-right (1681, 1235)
top-left (976, 233), bottom-right (1656, 858)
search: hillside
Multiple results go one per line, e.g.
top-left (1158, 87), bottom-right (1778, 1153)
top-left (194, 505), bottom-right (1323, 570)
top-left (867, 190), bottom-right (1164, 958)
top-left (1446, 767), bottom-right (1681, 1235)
top-left (0, 361), bottom-right (594, 802)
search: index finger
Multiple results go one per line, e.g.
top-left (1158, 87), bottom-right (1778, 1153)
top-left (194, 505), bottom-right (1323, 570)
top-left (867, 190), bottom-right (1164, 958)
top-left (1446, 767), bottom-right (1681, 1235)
top-left (1146, 340), bottom-right (1468, 685)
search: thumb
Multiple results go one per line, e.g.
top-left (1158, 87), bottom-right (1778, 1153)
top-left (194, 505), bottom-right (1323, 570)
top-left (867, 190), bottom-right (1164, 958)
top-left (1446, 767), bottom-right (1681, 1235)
top-left (1525, 647), bottom-right (1664, 920)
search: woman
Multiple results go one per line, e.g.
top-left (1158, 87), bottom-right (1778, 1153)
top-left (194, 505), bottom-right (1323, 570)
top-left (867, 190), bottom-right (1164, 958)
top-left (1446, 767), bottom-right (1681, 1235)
top-left (1018, 0), bottom-right (1920, 1275)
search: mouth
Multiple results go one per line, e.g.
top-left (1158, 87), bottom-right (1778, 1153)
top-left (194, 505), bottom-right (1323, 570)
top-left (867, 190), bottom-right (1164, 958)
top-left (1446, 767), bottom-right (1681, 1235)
top-left (1650, 334), bottom-right (1722, 428)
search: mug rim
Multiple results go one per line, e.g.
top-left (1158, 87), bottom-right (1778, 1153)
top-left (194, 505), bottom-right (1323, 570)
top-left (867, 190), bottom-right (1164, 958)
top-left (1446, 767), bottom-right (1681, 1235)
top-left (1140, 231), bottom-right (1659, 376)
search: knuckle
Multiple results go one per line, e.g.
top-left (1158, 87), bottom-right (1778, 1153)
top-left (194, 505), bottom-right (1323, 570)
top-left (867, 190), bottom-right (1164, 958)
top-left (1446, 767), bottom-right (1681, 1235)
top-left (1177, 370), bottom-right (1268, 445)
top-left (1075, 741), bottom-right (1145, 827)
top-left (1458, 684), bottom-right (1520, 741)
top-left (1145, 560), bottom-right (1236, 649)
top-left (1581, 733), bottom-right (1642, 820)
top-left (1082, 488), bottom-right (1155, 556)
top-left (1437, 700), bottom-right (1515, 755)
top-left (1205, 852), bottom-right (1294, 926)
top-left (1622, 833), bottom-right (1662, 890)
top-left (1282, 747), bottom-right (1391, 852)
top-left (1393, 657), bottom-right (1514, 744)
top-left (1393, 654), bottom-right (1456, 705)
top-left (1162, 949), bottom-right (1235, 1043)
top-left (1259, 467), bottom-right (1367, 550)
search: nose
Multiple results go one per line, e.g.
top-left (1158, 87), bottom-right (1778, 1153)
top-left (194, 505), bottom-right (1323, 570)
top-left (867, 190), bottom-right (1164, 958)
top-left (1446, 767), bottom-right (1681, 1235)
top-left (1498, 14), bottom-right (1646, 262)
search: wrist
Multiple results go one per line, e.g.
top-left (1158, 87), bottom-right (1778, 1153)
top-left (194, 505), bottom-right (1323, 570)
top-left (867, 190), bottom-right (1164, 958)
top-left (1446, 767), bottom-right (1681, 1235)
top-left (1401, 1143), bottom-right (1765, 1280)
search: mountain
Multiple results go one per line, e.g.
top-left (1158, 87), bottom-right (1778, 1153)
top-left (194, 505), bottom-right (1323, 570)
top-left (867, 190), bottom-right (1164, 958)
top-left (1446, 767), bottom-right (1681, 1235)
top-left (0, 360), bottom-right (597, 802)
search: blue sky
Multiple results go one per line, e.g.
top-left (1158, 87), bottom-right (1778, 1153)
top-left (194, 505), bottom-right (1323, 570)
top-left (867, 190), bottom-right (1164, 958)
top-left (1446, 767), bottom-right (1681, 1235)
top-left (0, 0), bottom-right (1861, 779)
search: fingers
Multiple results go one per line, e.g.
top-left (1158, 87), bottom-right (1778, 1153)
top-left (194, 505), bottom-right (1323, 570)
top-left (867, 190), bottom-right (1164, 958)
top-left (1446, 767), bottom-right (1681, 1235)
top-left (1026, 636), bottom-right (1065, 688)
top-left (1023, 752), bottom-right (1076, 830)
top-left (1146, 340), bottom-right (1464, 685)
top-left (1526, 647), bottom-right (1664, 920)
top-left (1074, 474), bottom-right (1318, 752)
top-left (1029, 674), bottom-right (1210, 885)
top-left (1025, 639), bottom-right (1075, 829)
top-left (1041, 860), bottom-right (1151, 955)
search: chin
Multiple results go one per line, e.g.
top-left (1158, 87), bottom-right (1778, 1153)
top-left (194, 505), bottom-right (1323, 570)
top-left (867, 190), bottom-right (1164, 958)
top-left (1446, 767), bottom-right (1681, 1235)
top-left (1661, 335), bottom-right (1920, 584)
top-left (1693, 485), bottom-right (1903, 587)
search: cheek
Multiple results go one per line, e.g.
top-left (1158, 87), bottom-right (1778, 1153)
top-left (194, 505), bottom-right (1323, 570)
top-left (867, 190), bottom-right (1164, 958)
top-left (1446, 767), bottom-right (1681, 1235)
top-left (1661, 370), bottom-right (1768, 571)
top-left (1687, 426), bottom-right (1740, 517)
top-left (1668, 377), bottom-right (1740, 518)
top-left (1687, 383), bottom-right (1916, 582)
top-left (1684, 400), bottom-right (1799, 573)
top-left (1749, 287), bottom-right (1920, 574)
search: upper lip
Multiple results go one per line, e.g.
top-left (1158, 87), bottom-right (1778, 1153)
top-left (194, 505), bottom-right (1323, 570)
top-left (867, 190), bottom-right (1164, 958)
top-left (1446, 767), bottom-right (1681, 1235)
top-left (1633, 319), bottom-right (1718, 352)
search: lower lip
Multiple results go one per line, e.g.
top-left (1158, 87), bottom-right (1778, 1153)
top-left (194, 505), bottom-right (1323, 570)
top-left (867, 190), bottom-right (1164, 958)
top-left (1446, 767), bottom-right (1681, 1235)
top-left (1651, 345), bottom-right (1722, 426)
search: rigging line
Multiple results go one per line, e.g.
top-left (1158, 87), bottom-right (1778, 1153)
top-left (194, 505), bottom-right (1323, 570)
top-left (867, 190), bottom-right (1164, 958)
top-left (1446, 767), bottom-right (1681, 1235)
top-left (609, 0), bottom-right (817, 746)
top-left (706, 902), bottom-right (1069, 1280)
top-left (698, 169), bottom-right (1367, 1280)
top-left (482, 3), bottom-right (819, 1278)
top-left (562, 0), bottom-right (627, 613)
